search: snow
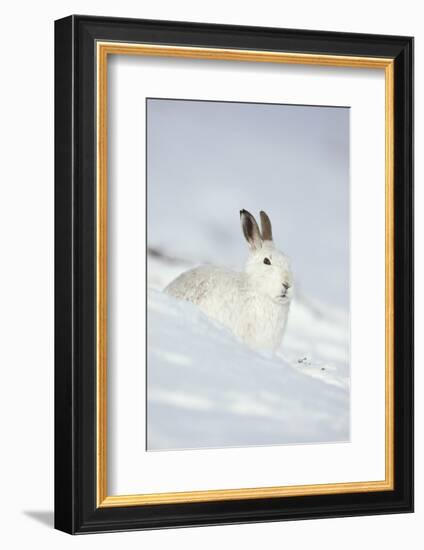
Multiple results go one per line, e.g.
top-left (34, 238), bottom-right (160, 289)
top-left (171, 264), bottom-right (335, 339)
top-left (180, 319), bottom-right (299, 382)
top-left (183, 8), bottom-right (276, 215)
top-left (147, 260), bottom-right (349, 451)
top-left (147, 99), bottom-right (350, 308)
top-left (146, 99), bottom-right (350, 451)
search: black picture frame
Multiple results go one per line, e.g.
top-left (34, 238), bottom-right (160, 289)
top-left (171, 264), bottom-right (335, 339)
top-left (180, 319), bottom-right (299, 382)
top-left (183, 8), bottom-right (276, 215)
top-left (55, 14), bottom-right (413, 534)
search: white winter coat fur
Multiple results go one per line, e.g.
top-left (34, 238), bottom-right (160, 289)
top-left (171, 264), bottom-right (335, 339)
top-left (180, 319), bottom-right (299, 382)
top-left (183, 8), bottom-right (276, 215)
top-left (165, 210), bottom-right (293, 352)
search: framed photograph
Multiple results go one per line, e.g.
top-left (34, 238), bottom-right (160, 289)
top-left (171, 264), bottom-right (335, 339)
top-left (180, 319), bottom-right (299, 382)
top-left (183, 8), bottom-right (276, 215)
top-left (54, 15), bottom-right (413, 534)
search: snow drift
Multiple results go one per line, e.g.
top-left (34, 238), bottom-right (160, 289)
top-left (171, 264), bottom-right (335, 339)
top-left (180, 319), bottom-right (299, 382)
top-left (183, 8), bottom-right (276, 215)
top-left (147, 282), bottom-right (349, 451)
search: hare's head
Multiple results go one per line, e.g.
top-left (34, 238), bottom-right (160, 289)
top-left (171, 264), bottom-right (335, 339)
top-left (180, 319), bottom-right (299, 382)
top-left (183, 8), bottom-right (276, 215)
top-left (240, 209), bottom-right (293, 304)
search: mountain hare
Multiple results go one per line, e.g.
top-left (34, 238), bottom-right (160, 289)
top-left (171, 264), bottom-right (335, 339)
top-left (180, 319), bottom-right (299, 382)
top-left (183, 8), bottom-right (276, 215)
top-left (165, 210), bottom-right (293, 351)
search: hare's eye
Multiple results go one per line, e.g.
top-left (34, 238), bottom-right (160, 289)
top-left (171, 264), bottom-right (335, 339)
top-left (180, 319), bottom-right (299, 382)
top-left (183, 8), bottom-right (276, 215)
top-left (264, 258), bottom-right (271, 265)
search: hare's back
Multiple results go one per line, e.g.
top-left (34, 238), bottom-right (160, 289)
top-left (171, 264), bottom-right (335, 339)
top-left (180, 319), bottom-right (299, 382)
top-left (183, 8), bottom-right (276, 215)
top-left (164, 265), bottom-right (242, 305)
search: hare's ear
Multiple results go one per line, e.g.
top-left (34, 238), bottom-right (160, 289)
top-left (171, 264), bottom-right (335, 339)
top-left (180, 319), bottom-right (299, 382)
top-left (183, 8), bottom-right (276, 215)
top-left (240, 209), bottom-right (262, 251)
top-left (260, 210), bottom-right (273, 242)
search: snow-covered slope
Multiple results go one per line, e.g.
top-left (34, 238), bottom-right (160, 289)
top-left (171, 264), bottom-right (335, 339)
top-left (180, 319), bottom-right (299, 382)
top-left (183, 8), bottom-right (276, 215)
top-left (147, 259), bottom-right (349, 451)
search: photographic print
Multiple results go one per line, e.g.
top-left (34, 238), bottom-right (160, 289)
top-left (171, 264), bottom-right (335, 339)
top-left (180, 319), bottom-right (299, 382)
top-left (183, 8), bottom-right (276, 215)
top-left (55, 17), bottom-right (413, 532)
top-left (146, 98), bottom-right (350, 451)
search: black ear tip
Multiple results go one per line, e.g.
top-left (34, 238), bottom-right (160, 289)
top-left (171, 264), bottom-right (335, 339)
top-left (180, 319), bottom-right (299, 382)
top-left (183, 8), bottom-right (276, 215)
top-left (240, 209), bottom-right (246, 217)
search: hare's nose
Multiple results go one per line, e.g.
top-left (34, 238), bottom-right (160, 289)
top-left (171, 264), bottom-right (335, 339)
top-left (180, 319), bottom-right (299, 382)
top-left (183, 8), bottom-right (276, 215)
top-left (282, 282), bottom-right (290, 290)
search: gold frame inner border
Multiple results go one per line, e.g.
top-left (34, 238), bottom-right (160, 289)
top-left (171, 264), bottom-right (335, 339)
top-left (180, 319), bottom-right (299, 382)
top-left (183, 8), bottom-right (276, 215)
top-left (96, 41), bottom-right (395, 508)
